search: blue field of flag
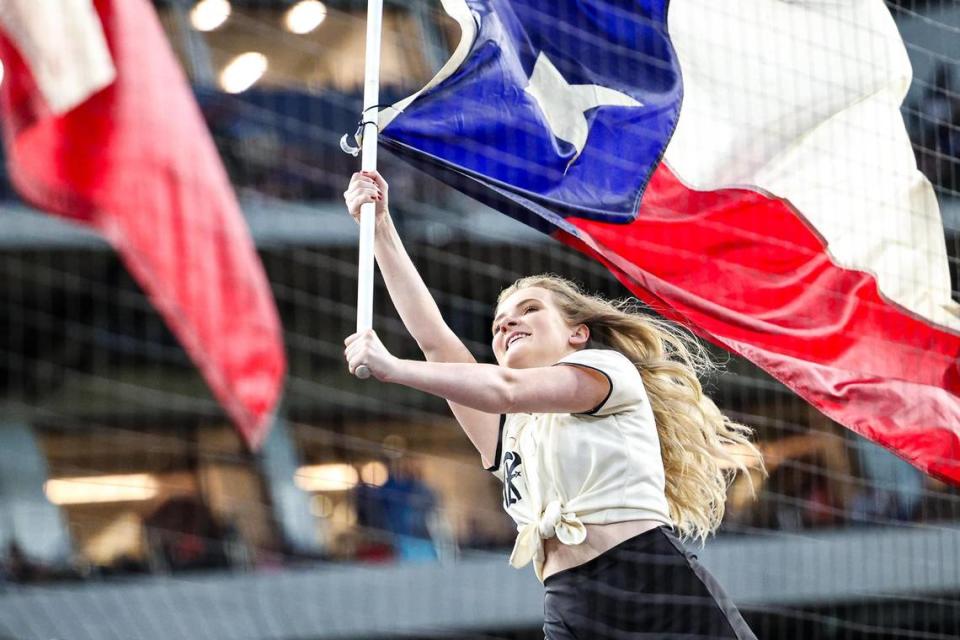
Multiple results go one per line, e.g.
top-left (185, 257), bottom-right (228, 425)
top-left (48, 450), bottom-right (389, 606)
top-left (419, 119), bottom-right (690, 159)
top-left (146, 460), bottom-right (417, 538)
top-left (381, 0), bottom-right (681, 224)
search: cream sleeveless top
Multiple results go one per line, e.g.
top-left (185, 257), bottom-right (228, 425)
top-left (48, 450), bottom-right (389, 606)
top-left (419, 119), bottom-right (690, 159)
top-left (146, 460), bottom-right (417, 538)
top-left (487, 348), bottom-right (672, 582)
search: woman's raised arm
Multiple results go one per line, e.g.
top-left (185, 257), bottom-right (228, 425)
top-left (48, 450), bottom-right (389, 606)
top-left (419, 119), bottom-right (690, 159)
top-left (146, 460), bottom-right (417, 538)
top-left (343, 171), bottom-right (501, 466)
top-left (345, 171), bottom-right (470, 361)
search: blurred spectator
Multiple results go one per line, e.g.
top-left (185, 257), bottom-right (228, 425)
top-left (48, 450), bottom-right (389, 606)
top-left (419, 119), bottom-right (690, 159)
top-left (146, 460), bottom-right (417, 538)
top-left (354, 456), bottom-right (441, 562)
top-left (353, 478), bottom-right (395, 562)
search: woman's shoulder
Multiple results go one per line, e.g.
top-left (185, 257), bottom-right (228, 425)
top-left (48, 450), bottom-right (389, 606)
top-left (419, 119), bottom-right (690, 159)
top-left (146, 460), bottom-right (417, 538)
top-left (557, 348), bottom-right (647, 417)
top-left (557, 347), bottom-right (638, 372)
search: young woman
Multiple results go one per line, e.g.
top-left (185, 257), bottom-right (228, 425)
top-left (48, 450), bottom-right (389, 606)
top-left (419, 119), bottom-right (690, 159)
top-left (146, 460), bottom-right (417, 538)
top-left (343, 171), bottom-right (761, 639)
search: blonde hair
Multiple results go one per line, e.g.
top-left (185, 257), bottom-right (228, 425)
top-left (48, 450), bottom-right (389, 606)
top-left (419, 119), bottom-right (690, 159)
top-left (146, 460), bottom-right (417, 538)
top-left (498, 274), bottom-right (763, 543)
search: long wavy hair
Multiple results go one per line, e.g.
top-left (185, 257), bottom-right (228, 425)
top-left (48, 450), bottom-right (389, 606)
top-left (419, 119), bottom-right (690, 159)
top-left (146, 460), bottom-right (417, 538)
top-left (498, 275), bottom-right (763, 543)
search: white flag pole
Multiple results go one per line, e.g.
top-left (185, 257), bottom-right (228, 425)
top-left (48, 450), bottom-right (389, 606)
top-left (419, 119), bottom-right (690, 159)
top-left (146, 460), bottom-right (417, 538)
top-left (354, 0), bottom-right (384, 380)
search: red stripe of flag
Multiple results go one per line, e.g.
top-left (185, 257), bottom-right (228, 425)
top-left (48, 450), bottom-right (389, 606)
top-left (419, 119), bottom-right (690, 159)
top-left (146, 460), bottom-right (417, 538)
top-left (564, 165), bottom-right (960, 483)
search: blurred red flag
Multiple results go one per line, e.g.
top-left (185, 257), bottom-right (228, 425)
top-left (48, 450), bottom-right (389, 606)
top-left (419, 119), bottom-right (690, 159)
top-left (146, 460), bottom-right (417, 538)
top-left (0, 0), bottom-right (285, 448)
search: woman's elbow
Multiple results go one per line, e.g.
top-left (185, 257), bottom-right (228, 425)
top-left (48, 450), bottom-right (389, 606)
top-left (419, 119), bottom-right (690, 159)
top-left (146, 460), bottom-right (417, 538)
top-left (493, 369), bottom-right (522, 414)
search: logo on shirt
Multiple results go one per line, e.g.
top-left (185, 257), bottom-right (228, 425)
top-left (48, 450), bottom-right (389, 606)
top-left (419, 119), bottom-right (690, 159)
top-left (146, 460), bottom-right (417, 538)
top-left (502, 451), bottom-right (523, 508)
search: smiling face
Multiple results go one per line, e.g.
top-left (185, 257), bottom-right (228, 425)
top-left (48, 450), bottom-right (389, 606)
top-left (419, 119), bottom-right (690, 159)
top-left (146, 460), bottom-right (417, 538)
top-left (491, 286), bottom-right (589, 368)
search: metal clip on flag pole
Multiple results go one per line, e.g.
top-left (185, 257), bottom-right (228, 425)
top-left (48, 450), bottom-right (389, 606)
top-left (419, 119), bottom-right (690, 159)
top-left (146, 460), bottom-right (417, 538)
top-left (350, 0), bottom-right (384, 380)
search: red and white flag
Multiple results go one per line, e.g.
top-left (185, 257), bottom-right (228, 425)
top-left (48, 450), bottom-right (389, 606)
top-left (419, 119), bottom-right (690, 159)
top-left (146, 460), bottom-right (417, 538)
top-left (0, 0), bottom-right (285, 448)
top-left (564, 1), bottom-right (960, 483)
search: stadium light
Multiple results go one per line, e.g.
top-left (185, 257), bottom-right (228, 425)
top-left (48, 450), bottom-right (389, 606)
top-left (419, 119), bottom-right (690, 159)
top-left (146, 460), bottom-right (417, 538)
top-left (190, 0), bottom-right (231, 32)
top-left (44, 474), bottom-right (159, 505)
top-left (219, 52), bottom-right (268, 94)
top-left (295, 463), bottom-right (359, 492)
top-left (284, 0), bottom-right (327, 34)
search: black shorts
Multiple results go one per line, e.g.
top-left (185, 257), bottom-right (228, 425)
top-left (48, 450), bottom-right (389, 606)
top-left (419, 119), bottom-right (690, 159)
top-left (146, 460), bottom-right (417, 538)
top-left (542, 526), bottom-right (757, 640)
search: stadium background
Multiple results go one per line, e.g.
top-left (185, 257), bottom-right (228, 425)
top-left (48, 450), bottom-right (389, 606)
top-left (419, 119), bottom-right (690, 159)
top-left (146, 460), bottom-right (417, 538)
top-left (0, 1), bottom-right (959, 638)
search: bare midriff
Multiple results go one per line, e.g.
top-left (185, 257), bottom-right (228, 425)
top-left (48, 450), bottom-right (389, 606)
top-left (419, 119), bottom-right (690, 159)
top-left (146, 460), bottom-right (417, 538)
top-left (541, 519), bottom-right (664, 581)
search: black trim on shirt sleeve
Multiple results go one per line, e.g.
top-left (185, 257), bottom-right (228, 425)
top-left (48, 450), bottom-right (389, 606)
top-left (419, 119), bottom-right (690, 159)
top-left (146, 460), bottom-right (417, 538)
top-left (485, 414), bottom-right (507, 472)
top-left (556, 362), bottom-right (613, 416)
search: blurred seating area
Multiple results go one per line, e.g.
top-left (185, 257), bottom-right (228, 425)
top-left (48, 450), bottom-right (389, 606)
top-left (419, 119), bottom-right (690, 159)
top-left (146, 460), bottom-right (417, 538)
top-left (0, 410), bottom-right (957, 588)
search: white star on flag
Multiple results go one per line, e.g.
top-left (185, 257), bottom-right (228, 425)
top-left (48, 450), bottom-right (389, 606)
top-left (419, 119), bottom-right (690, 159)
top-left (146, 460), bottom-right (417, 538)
top-left (524, 52), bottom-right (643, 170)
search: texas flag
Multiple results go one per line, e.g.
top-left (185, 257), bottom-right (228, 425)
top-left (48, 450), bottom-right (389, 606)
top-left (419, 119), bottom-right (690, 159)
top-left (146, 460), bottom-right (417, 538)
top-left (0, 0), bottom-right (285, 448)
top-left (379, 0), bottom-right (960, 482)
